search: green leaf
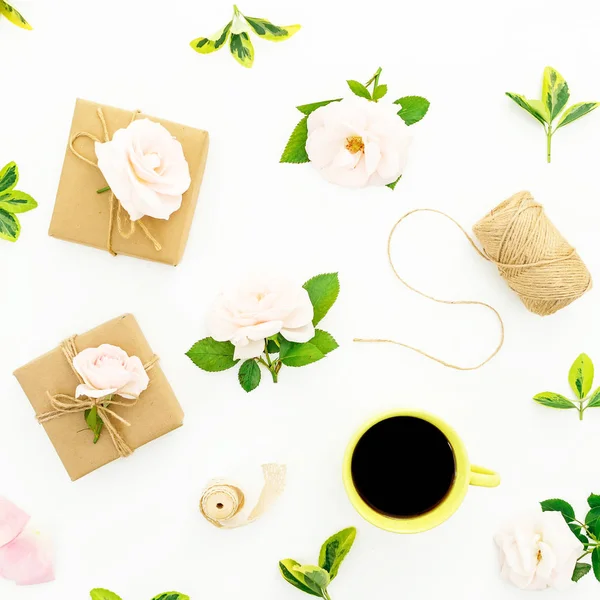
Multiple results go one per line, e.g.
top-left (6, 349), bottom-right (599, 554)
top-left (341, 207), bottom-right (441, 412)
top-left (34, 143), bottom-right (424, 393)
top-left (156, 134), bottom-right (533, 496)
top-left (279, 560), bottom-right (321, 597)
top-left (244, 16), bottom-right (300, 41)
top-left (279, 340), bottom-right (324, 367)
top-left (309, 330), bottom-right (338, 356)
top-left (557, 102), bottom-right (600, 129)
top-left (280, 116), bottom-right (309, 164)
top-left (238, 359), bottom-right (261, 392)
top-left (593, 547), bottom-right (600, 582)
top-left (190, 21), bottom-right (232, 54)
top-left (586, 507), bottom-right (600, 537)
top-left (572, 562), bottom-right (591, 583)
top-left (542, 66), bottom-right (570, 121)
top-left (185, 338), bottom-right (239, 372)
top-left (318, 527), bottom-right (356, 580)
top-left (569, 353), bottom-right (594, 399)
top-left (292, 565), bottom-right (330, 596)
top-left (347, 80), bottom-right (371, 100)
top-left (394, 96), bottom-right (430, 126)
top-left (587, 387), bottom-right (600, 408)
top-left (303, 273), bottom-right (340, 325)
top-left (0, 162), bottom-right (18, 193)
top-left (90, 590), bottom-right (123, 600)
top-left (296, 99), bottom-right (342, 115)
top-left (540, 498), bottom-right (587, 542)
top-left (85, 406), bottom-right (104, 444)
top-left (588, 493), bottom-right (600, 508)
top-left (505, 93), bottom-right (549, 126)
top-left (532, 392), bottom-right (577, 409)
top-left (373, 84), bottom-right (388, 101)
top-left (0, 1), bottom-right (32, 29)
top-left (386, 176), bottom-right (402, 191)
top-left (0, 191), bottom-right (37, 213)
top-left (230, 32), bottom-right (254, 68)
top-left (0, 208), bottom-right (20, 242)
top-left (151, 594), bottom-right (190, 600)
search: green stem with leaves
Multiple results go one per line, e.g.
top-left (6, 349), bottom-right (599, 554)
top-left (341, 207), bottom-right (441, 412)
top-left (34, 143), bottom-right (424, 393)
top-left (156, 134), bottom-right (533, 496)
top-left (259, 341), bottom-right (281, 383)
top-left (365, 67), bottom-right (382, 95)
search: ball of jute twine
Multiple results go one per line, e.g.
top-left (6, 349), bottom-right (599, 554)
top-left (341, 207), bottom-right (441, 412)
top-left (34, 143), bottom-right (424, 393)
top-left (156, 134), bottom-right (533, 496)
top-left (355, 191), bottom-right (592, 371)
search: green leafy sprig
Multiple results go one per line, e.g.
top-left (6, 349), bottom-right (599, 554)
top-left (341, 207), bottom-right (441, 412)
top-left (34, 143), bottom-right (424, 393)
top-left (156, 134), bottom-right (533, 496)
top-left (186, 273), bottom-right (340, 392)
top-left (0, 1), bottom-right (31, 29)
top-left (90, 590), bottom-right (189, 600)
top-left (540, 494), bottom-right (600, 583)
top-left (280, 67), bottom-right (429, 190)
top-left (0, 162), bottom-right (38, 242)
top-left (279, 527), bottom-right (356, 599)
top-left (533, 353), bottom-right (600, 420)
top-left (506, 66), bottom-right (599, 163)
top-left (190, 4), bottom-right (300, 68)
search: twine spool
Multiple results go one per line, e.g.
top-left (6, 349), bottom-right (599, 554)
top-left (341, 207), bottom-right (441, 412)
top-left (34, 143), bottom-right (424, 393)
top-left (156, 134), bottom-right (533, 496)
top-left (200, 484), bottom-right (245, 524)
top-left (354, 191), bottom-right (592, 371)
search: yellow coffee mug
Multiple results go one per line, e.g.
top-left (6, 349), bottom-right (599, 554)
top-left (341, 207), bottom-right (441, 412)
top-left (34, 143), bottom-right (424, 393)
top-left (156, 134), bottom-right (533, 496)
top-left (343, 409), bottom-right (500, 533)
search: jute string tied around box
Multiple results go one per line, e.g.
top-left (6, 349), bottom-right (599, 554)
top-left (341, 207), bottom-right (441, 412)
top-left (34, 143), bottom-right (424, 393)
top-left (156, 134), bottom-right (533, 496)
top-left (355, 191), bottom-right (592, 371)
top-left (199, 464), bottom-right (286, 529)
top-left (69, 107), bottom-right (162, 256)
top-left (36, 336), bottom-right (159, 457)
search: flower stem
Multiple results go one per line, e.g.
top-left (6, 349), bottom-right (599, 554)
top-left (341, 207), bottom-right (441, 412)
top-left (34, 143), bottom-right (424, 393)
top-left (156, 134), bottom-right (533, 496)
top-left (365, 67), bottom-right (382, 91)
top-left (579, 404), bottom-right (584, 420)
top-left (262, 341), bottom-right (279, 383)
top-left (322, 590), bottom-right (332, 600)
top-left (546, 125), bottom-right (553, 163)
top-left (96, 185), bottom-right (110, 194)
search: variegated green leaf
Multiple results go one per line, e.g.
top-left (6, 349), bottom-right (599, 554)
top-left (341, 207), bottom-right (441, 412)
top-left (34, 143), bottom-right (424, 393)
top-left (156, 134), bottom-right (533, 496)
top-left (587, 387), bottom-right (600, 408)
top-left (532, 392), bottom-right (577, 409)
top-left (90, 590), bottom-right (123, 600)
top-left (319, 527), bottom-right (356, 580)
top-left (230, 32), bottom-right (254, 67)
top-left (0, 1), bottom-right (32, 30)
top-left (569, 353), bottom-right (594, 399)
top-left (506, 93), bottom-right (548, 126)
top-left (0, 208), bottom-right (20, 242)
top-left (279, 560), bottom-right (321, 597)
top-left (394, 96), bottom-right (430, 126)
top-left (190, 21), bottom-right (232, 54)
top-left (542, 66), bottom-right (570, 121)
top-left (151, 593), bottom-right (190, 600)
top-left (292, 565), bottom-right (330, 595)
top-left (296, 99), bottom-right (342, 115)
top-left (0, 191), bottom-right (37, 213)
top-left (557, 102), bottom-right (600, 129)
top-left (0, 162), bottom-right (18, 193)
top-left (280, 116), bottom-right (309, 163)
top-left (244, 16), bottom-right (300, 41)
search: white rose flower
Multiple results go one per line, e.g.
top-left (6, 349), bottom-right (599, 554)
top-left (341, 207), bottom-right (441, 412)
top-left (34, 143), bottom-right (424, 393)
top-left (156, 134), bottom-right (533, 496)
top-left (207, 275), bottom-right (315, 360)
top-left (95, 119), bottom-right (191, 222)
top-left (305, 97), bottom-right (411, 188)
top-left (494, 510), bottom-right (583, 591)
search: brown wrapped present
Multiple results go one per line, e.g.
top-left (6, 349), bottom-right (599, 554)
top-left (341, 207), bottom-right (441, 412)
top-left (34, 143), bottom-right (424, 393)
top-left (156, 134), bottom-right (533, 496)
top-left (13, 314), bottom-right (184, 481)
top-left (49, 98), bottom-right (209, 265)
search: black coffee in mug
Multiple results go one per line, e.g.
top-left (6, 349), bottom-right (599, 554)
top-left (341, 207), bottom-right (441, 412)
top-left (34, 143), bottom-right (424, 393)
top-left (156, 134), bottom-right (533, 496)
top-left (350, 416), bottom-right (456, 517)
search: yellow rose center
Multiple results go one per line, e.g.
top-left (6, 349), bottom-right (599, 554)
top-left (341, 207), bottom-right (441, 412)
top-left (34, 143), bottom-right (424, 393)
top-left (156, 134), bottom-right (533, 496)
top-left (345, 135), bottom-right (365, 155)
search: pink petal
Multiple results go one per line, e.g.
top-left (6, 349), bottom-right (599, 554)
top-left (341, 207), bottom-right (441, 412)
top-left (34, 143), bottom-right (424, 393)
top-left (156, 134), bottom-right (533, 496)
top-left (0, 526), bottom-right (54, 585)
top-left (0, 498), bottom-right (29, 548)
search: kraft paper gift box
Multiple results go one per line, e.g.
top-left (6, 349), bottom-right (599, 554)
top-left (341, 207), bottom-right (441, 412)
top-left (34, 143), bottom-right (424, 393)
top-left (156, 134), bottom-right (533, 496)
top-left (13, 314), bottom-right (184, 481)
top-left (49, 98), bottom-right (209, 266)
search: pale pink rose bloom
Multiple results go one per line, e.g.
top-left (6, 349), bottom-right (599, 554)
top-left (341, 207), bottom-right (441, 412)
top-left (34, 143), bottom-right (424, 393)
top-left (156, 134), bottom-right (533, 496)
top-left (207, 275), bottom-right (315, 360)
top-left (72, 344), bottom-right (149, 400)
top-left (495, 510), bottom-right (583, 590)
top-left (95, 119), bottom-right (191, 221)
top-left (306, 96), bottom-right (411, 188)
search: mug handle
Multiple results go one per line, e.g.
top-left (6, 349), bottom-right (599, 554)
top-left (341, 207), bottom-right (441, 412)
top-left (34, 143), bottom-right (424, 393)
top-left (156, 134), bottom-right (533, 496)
top-left (469, 464), bottom-right (500, 487)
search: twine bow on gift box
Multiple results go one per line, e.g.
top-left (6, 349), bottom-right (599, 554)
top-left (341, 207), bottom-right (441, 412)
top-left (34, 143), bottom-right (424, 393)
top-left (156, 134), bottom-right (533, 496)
top-left (36, 337), bottom-right (159, 457)
top-left (69, 107), bottom-right (162, 256)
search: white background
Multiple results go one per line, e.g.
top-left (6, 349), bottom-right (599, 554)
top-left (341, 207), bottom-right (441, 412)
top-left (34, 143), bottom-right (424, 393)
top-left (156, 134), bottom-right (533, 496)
top-left (2, 0), bottom-right (600, 598)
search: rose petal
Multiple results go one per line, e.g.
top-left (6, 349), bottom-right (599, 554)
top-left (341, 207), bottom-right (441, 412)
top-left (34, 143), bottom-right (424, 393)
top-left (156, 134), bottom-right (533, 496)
top-left (0, 498), bottom-right (29, 548)
top-left (0, 526), bottom-right (54, 586)
top-left (280, 323), bottom-right (315, 343)
top-left (233, 339), bottom-right (264, 360)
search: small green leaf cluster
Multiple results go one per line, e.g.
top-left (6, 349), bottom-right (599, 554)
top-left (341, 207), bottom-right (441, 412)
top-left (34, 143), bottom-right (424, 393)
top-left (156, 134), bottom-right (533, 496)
top-left (90, 590), bottom-right (189, 600)
top-left (186, 273), bottom-right (340, 392)
top-left (533, 353), bottom-right (600, 420)
top-left (190, 5), bottom-right (300, 68)
top-left (0, 1), bottom-right (32, 30)
top-left (280, 67), bottom-right (429, 191)
top-left (506, 66), bottom-right (599, 163)
top-left (279, 527), bottom-right (356, 599)
top-left (540, 494), bottom-right (600, 583)
top-left (0, 162), bottom-right (38, 242)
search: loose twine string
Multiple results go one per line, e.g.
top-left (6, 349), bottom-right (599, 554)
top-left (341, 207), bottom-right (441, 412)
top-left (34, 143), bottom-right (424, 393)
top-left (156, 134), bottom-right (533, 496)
top-left (69, 107), bottom-right (162, 256)
top-left (199, 464), bottom-right (287, 529)
top-left (36, 336), bottom-right (159, 457)
top-left (354, 191), bottom-right (592, 371)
